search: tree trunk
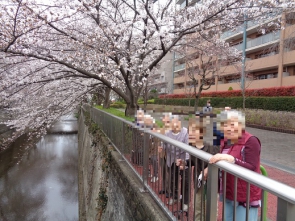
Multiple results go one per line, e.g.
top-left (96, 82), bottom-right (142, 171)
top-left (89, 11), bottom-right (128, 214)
top-left (125, 102), bottom-right (137, 117)
top-left (97, 92), bottom-right (104, 106)
top-left (194, 95), bottom-right (199, 112)
top-left (123, 86), bottom-right (139, 116)
top-left (194, 86), bottom-right (202, 112)
top-left (143, 84), bottom-right (148, 111)
top-left (143, 99), bottom-right (147, 111)
top-left (103, 87), bottom-right (111, 109)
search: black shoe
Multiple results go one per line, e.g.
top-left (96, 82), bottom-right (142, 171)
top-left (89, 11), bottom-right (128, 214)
top-left (159, 190), bottom-right (166, 194)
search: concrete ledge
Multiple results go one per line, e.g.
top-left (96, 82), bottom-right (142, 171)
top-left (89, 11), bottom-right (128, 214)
top-left (102, 150), bottom-right (170, 221)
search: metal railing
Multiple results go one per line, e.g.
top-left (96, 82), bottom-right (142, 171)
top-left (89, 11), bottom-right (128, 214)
top-left (247, 31), bottom-right (280, 49)
top-left (221, 13), bottom-right (281, 40)
top-left (231, 31), bottom-right (280, 52)
top-left (221, 27), bottom-right (244, 39)
top-left (86, 106), bottom-right (295, 221)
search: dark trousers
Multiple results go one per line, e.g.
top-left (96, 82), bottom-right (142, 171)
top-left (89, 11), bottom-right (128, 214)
top-left (160, 157), bottom-right (168, 189)
top-left (169, 163), bottom-right (189, 204)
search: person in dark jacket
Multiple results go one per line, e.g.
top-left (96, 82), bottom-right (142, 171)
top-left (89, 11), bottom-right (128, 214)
top-left (177, 113), bottom-right (219, 220)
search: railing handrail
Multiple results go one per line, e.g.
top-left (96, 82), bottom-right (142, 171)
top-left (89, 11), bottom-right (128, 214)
top-left (145, 129), bottom-right (295, 204)
top-left (89, 106), bottom-right (295, 205)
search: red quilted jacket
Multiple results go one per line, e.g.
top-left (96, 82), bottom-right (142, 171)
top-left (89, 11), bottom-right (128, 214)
top-left (220, 131), bottom-right (261, 202)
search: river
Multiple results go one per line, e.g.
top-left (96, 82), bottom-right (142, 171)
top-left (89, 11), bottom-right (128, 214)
top-left (0, 115), bottom-right (78, 221)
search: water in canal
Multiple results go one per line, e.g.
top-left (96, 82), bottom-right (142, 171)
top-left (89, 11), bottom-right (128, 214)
top-left (0, 118), bottom-right (78, 221)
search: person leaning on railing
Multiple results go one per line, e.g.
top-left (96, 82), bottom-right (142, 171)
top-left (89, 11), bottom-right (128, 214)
top-left (176, 113), bottom-right (220, 220)
top-left (158, 116), bottom-right (189, 211)
top-left (205, 110), bottom-right (262, 221)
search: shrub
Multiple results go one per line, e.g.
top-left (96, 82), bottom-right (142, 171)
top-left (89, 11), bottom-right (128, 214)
top-left (110, 101), bottom-right (126, 108)
top-left (138, 99), bottom-right (155, 104)
top-left (147, 99), bottom-right (155, 104)
top-left (244, 109), bottom-right (295, 130)
top-left (158, 86), bottom-right (295, 99)
top-left (228, 86), bottom-right (233, 91)
top-left (154, 97), bottom-right (295, 112)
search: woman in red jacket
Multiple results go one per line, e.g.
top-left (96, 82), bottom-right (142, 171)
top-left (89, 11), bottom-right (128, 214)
top-left (208, 110), bottom-right (261, 221)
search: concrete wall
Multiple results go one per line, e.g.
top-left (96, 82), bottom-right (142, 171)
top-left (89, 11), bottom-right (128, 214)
top-left (78, 110), bottom-right (169, 221)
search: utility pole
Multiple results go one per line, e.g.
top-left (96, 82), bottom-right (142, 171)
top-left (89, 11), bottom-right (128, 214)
top-left (241, 13), bottom-right (247, 93)
top-left (241, 13), bottom-right (247, 109)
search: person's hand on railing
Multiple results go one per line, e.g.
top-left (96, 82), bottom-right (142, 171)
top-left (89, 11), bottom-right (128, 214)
top-left (209, 153), bottom-right (235, 164)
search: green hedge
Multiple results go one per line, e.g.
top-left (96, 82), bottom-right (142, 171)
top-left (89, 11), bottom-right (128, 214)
top-left (138, 99), bottom-right (155, 104)
top-left (154, 97), bottom-right (295, 112)
top-left (110, 101), bottom-right (126, 108)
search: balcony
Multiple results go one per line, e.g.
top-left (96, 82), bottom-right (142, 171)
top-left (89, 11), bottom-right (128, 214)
top-left (247, 20), bottom-right (260, 28)
top-left (247, 54), bottom-right (279, 71)
top-left (221, 27), bottom-right (243, 39)
top-left (174, 63), bottom-right (185, 72)
top-left (221, 14), bottom-right (281, 40)
top-left (285, 24), bottom-right (295, 39)
top-left (173, 88), bottom-right (184, 94)
top-left (232, 43), bottom-right (243, 51)
top-left (174, 53), bottom-right (185, 60)
top-left (176, 0), bottom-right (199, 5)
top-left (221, 20), bottom-right (262, 40)
top-left (282, 75), bottom-right (295, 87)
top-left (232, 31), bottom-right (280, 52)
top-left (174, 76), bottom-right (186, 84)
top-left (176, 0), bottom-right (185, 4)
top-left (284, 50), bottom-right (295, 66)
top-left (216, 78), bottom-right (278, 91)
top-left (219, 65), bottom-right (238, 76)
top-left (219, 53), bottom-right (280, 75)
top-left (247, 31), bottom-right (280, 49)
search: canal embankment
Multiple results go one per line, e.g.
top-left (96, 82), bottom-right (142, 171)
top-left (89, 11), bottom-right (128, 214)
top-left (78, 108), bottom-right (169, 221)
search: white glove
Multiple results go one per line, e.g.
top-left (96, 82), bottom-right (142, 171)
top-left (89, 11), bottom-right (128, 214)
top-left (198, 173), bottom-right (206, 188)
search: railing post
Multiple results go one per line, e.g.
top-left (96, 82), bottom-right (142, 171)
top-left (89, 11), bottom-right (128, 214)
top-left (277, 198), bottom-right (295, 221)
top-left (205, 164), bottom-right (218, 221)
top-left (121, 121), bottom-right (125, 158)
top-left (142, 130), bottom-right (149, 191)
top-left (260, 165), bottom-right (268, 221)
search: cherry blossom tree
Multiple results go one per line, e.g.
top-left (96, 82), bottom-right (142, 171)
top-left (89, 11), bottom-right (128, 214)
top-left (0, 0), bottom-right (293, 146)
top-left (176, 33), bottom-right (240, 112)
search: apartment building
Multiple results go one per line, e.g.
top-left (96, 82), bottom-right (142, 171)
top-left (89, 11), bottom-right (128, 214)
top-left (172, 1), bottom-right (295, 94)
top-left (148, 52), bottom-right (174, 95)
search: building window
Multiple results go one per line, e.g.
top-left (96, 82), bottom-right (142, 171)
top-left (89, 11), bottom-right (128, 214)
top-left (253, 73), bottom-right (278, 80)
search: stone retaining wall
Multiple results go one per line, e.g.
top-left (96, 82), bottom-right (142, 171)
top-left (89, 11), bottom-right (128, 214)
top-left (78, 110), bottom-right (169, 221)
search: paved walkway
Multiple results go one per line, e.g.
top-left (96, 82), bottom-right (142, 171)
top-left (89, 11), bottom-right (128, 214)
top-left (246, 127), bottom-right (295, 174)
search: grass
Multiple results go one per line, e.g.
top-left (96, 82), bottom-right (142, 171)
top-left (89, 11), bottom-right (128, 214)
top-left (95, 105), bottom-right (164, 128)
top-left (95, 105), bottom-right (134, 122)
